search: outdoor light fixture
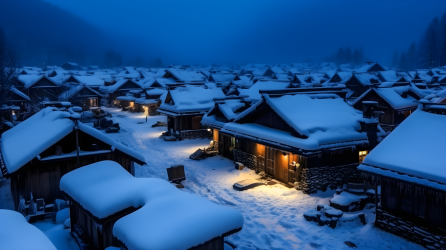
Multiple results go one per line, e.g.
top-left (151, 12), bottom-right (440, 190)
top-left (207, 128), bottom-right (211, 131)
top-left (282, 152), bottom-right (287, 156)
top-left (359, 151), bottom-right (368, 156)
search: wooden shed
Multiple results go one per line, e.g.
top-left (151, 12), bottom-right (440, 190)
top-left (60, 161), bottom-right (243, 250)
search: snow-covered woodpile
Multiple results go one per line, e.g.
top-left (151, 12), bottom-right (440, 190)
top-left (232, 149), bottom-right (257, 171)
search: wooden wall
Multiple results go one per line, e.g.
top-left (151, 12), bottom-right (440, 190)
top-left (10, 152), bottom-right (134, 210)
top-left (70, 200), bottom-right (139, 250)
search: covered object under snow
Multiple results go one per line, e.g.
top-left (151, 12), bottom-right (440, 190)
top-left (0, 107), bottom-right (145, 210)
top-left (358, 107), bottom-right (446, 249)
top-left (0, 209), bottom-right (57, 250)
top-left (60, 161), bottom-right (243, 250)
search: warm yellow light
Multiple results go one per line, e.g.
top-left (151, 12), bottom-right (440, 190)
top-left (207, 128), bottom-right (211, 131)
top-left (359, 151), bottom-right (368, 156)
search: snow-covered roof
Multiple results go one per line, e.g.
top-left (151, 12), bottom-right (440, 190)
top-left (18, 74), bottom-right (41, 88)
top-left (159, 84), bottom-right (225, 114)
top-left (107, 79), bottom-right (142, 93)
top-left (202, 98), bottom-right (248, 128)
top-left (359, 110), bottom-right (446, 187)
top-left (238, 81), bottom-right (289, 102)
top-left (1, 107), bottom-right (145, 174)
top-left (60, 161), bottom-right (243, 250)
top-left (146, 88), bottom-right (167, 96)
top-left (374, 88), bottom-right (417, 109)
top-left (59, 84), bottom-right (104, 100)
top-left (165, 69), bottom-right (206, 82)
top-left (223, 94), bottom-right (368, 151)
top-left (0, 209), bottom-right (57, 250)
top-left (11, 87), bottom-right (30, 101)
top-left (74, 75), bottom-right (104, 86)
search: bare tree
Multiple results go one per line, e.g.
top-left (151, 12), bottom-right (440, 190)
top-left (0, 28), bottom-right (20, 106)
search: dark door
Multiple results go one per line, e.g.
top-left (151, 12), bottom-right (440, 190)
top-left (275, 150), bottom-right (288, 183)
top-left (265, 147), bottom-right (275, 176)
top-left (191, 116), bottom-right (202, 130)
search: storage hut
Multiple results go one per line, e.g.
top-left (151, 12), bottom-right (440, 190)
top-left (60, 161), bottom-right (243, 250)
top-left (358, 104), bottom-right (446, 249)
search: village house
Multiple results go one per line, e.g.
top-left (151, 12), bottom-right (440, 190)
top-left (351, 86), bottom-right (418, 131)
top-left (102, 79), bottom-right (143, 106)
top-left (59, 84), bottom-right (104, 111)
top-left (358, 103), bottom-right (446, 250)
top-left (16, 75), bottom-right (62, 103)
top-left (61, 62), bottom-right (81, 71)
top-left (162, 68), bottom-right (206, 83)
top-left (219, 89), bottom-right (385, 193)
top-left (201, 96), bottom-right (252, 149)
top-left (158, 83), bottom-right (225, 139)
top-left (0, 107), bottom-right (145, 210)
top-left (356, 62), bottom-right (386, 73)
top-left (60, 161), bottom-right (243, 250)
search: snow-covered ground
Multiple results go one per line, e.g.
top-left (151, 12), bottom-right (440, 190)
top-left (0, 107), bottom-right (425, 250)
top-left (100, 108), bottom-right (424, 250)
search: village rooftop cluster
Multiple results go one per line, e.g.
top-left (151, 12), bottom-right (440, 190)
top-left (0, 61), bottom-right (446, 250)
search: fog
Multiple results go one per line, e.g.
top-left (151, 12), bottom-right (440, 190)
top-left (2, 0), bottom-right (446, 66)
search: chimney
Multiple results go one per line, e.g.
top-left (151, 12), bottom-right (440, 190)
top-left (359, 101), bottom-right (383, 149)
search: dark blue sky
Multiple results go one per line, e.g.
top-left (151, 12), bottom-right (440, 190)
top-left (43, 0), bottom-right (446, 65)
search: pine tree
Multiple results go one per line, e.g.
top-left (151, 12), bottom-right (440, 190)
top-left (359, 48), bottom-right (365, 64)
top-left (336, 48), bottom-right (345, 66)
top-left (417, 18), bottom-right (441, 68)
top-left (406, 43), bottom-right (416, 70)
top-left (391, 50), bottom-right (399, 68)
top-left (398, 52), bottom-right (408, 70)
top-left (345, 47), bottom-right (352, 63)
top-left (353, 49), bottom-right (361, 65)
top-left (440, 12), bottom-right (446, 66)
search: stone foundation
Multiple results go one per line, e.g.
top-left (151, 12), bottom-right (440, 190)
top-left (376, 207), bottom-right (446, 249)
top-left (179, 130), bottom-right (212, 140)
top-left (296, 164), bottom-right (363, 194)
top-left (233, 149), bottom-right (257, 171)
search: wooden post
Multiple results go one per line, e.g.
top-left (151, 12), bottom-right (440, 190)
top-left (374, 176), bottom-right (379, 224)
top-left (75, 120), bottom-right (80, 169)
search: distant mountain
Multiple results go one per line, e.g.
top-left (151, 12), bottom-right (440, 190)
top-left (0, 0), bottom-right (109, 67)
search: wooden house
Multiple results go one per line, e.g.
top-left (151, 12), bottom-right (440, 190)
top-left (104, 79), bottom-right (143, 106)
top-left (10, 87), bottom-right (31, 113)
top-left (201, 96), bottom-right (251, 150)
top-left (359, 104), bottom-right (446, 250)
top-left (61, 62), bottom-right (81, 71)
top-left (351, 87), bottom-right (418, 131)
top-left (341, 73), bottom-right (380, 101)
top-left (0, 107), bottom-right (145, 210)
top-left (162, 69), bottom-right (206, 83)
top-left (356, 62), bottom-right (386, 73)
top-left (17, 75), bottom-right (61, 104)
top-left (134, 88), bottom-right (166, 115)
top-left (219, 90), bottom-right (384, 193)
top-left (60, 161), bottom-right (243, 250)
top-left (59, 84), bottom-right (104, 111)
top-left (158, 84), bottom-right (225, 138)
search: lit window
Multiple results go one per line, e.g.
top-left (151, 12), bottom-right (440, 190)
top-left (359, 150), bottom-right (368, 163)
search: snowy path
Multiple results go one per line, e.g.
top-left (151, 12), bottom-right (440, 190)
top-left (103, 108), bottom-right (425, 250)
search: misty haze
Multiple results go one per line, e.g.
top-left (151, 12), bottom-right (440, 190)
top-left (0, 1), bottom-right (446, 250)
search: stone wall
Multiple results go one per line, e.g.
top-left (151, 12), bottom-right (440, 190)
top-left (376, 207), bottom-right (446, 250)
top-left (179, 130), bottom-right (212, 140)
top-left (233, 149), bottom-right (257, 171)
top-left (296, 164), bottom-right (363, 194)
